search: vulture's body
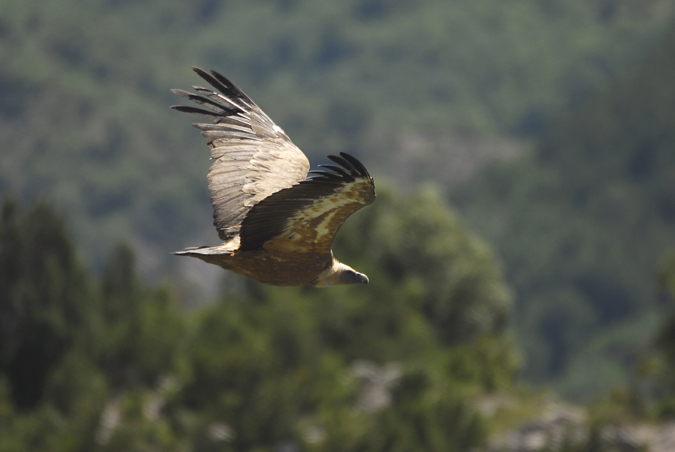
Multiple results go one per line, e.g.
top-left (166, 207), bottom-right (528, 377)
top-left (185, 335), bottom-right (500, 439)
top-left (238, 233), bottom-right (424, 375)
top-left (172, 67), bottom-right (375, 286)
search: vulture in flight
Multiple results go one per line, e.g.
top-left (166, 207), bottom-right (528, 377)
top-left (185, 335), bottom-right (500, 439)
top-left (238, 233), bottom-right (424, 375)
top-left (171, 67), bottom-right (376, 286)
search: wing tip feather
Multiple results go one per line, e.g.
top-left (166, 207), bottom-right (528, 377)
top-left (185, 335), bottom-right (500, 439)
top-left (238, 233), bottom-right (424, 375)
top-left (308, 152), bottom-right (371, 182)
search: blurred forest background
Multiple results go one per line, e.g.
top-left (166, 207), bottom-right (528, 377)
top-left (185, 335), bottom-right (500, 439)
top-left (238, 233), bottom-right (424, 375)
top-left (2, 0), bottom-right (675, 450)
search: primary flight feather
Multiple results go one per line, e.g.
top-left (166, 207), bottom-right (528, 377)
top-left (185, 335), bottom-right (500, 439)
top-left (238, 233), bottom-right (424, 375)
top-left (171, 67), bottom-right (376, 286)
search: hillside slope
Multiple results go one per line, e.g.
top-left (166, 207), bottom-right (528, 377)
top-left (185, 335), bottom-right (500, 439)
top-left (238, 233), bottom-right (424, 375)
top-left (1, 0), bottom-right (672, 275)
top-left (453, 20), bottom-right (675, 398)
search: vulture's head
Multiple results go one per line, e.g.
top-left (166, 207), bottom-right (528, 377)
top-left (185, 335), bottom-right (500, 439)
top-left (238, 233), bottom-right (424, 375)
top-left (314, 260), bottom-right (369, 287)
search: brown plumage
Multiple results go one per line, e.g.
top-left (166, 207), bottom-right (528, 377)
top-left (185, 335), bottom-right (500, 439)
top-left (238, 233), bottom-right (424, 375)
top-left (171, 67), bottom-right (376, 286)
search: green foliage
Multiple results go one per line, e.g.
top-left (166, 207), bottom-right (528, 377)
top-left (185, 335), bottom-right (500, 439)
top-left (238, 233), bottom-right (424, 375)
top-left (334, 183), bottom-right (512, 350)
top-left (0, 198), bottom-right (93, 410)
top-left (0, 191), bottom-right (516, 451)
top-left (659, 252), bottom-right (675, 302)
top-left (453, 21), bottom-right (675, 398)
top-left (0, 198), bottom-right (185, 451)
top-left (652, 252), bottom-right (675, 411)
top-left (1, 0), bottom-right (673, 277)
top-left (2, 0), bottom-right (674, 403)
top-left (173, 183), bottom-right (516, 450)
top-left (3, 0), bottom-right (675, 438)
top-left (96, 244), bottom-right (185, 389)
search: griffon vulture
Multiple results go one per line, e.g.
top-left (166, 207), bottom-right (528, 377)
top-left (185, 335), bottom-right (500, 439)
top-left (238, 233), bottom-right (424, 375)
top-left (171, 67), bottom-right (376, 286)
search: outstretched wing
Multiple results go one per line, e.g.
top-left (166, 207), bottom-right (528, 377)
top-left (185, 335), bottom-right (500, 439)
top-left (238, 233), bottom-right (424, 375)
top-left (239, 152), bottom-right (376, 255)
top-left (171, 67), bottom-right (309, 241)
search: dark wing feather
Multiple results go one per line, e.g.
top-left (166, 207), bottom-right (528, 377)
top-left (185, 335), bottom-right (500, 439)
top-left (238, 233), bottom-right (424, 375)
top-left (171, 67), bottom-right (309, 241)
top-left (239, 152), bottom-right (376, 254)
